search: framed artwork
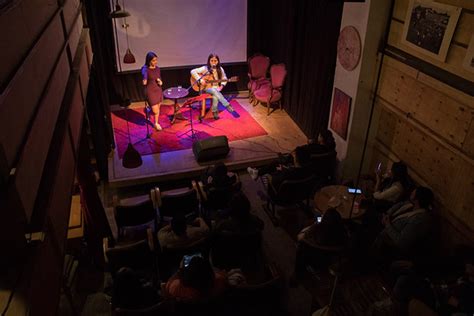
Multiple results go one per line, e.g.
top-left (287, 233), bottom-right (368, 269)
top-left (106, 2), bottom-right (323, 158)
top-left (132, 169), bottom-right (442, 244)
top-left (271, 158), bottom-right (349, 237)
top-left (462, 34), bottom-right (474, 74)
top-left (401, 0), bottom-right (461, 62)
top-left (330, 88), bottom-right (351, 140)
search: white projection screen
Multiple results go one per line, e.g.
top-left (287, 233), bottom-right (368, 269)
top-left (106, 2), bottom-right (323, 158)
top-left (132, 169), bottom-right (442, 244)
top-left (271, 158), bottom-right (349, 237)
top-left (111, 0), bottom-right (247, 72)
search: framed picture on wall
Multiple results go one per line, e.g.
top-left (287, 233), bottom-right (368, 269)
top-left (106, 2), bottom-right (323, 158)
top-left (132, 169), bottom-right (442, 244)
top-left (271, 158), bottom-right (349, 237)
top-left (401, 0), bottom-right (461, 62)
top-left (462, 34), bottom-right (474, 73)
top-left (330, 88), bottom-right (351, 140)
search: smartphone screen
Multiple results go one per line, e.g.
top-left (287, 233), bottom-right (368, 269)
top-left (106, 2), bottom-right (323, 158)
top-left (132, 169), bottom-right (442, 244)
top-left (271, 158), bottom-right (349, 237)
top-left (347, 188), bottom-right (362, 194)
top-left (183, 253), bottom-right (202, 267)
top-left (376, 162), bottom-right (382, 172)
top-left (315, 214), bottom-right (322, 223)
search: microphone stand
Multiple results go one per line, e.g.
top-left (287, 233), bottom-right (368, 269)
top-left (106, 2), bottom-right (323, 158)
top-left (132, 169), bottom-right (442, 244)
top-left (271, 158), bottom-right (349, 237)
top-left (186, 69), bottom-right (212, 122)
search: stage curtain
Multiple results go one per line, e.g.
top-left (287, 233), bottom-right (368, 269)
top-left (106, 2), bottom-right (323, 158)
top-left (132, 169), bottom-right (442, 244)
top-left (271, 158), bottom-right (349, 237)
top-left (248, 0), bottom-right (344, 138)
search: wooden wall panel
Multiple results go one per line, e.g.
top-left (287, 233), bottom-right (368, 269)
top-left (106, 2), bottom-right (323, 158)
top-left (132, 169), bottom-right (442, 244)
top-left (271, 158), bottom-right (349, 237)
top-left (0, 1), bottom-right (58, 88)
top-left (62, 0), bottom-right (81, 34)
top-left (378, 61), bottom-right (472, 149)
top-left (69, 81), bottom-right (85, 154)
top-left (453, 12), bottom-right (474, 44)
top-left (375, 107), bottom-right (473, 229)
top-left (0, 13), bottom-right (65, 178)
top-left (10, 51), bottom-right (70, 222)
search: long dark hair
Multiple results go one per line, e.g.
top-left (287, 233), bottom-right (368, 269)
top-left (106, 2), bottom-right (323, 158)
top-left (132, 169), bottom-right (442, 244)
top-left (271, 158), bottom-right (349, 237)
top-left (206, 53), bottom-right (223, 79)
top-left (144, 51), bottom-right (157, 67)
top-left (319, 130), bottom-right (336, 151)
top-left (390, 161), bottom-right (410, 189)
top-left (179, 256), bottom-right (215, 294)
top-left (317, 208), bottom-right (346, 246)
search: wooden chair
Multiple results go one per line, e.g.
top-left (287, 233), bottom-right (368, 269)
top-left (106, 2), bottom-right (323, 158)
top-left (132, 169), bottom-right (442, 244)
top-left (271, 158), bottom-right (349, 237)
top-left (103, 228), bottom-right (160, 285)
top-left (264, 174), bottom-right (317, 225)
top-left (113, 194), bottom-right (158, 239)
top-left (150, 181), bottom-right (201, 223)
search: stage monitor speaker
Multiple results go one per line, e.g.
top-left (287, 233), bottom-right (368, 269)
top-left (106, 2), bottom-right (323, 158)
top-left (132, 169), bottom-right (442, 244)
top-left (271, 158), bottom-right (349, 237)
top-left (192, 136), bottom-right (230, 162)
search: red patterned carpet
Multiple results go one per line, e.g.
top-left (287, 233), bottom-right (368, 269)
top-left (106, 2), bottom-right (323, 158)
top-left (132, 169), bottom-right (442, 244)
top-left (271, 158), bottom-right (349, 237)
top-left (111, 99), bottom-right (268, 158)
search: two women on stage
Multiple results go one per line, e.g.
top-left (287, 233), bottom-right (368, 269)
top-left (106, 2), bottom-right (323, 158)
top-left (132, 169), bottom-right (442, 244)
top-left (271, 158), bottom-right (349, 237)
top-left (141, 52), bottom-right (235, 131)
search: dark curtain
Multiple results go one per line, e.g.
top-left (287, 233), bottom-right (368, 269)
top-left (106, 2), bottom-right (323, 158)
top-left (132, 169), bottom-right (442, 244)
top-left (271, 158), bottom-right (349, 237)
top-left (248, 0), bottom-right (343, 138)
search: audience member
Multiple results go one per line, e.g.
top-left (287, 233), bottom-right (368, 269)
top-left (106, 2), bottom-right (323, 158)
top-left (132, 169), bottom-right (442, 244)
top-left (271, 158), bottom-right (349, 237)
top-left (112, 267), bottom-right (160, 309)
top-left (158, 214), bottom-right (209, 249)
top-left (293, 208), bottom-right (348, 280)
top-left (165, 255), bottom-right (227, 301)
top-left (372, 161), bottom-right (411, 212)
top-left (247, 146), bottom-right (311, 192)
top-left (214, 192), bottom-right (264, 234)
top-left (372, 186), bottom-right (435, 264)
top-left (201, 162), bottom-right (237, 187)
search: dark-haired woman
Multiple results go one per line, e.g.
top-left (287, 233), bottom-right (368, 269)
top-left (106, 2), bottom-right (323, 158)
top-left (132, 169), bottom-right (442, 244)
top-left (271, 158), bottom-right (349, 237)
top-left (165, 256), bottom-right (227, 301)
top-left (141, 51), bottom-right (164, 130)
top-left (293, 208), bottom-right (348, 280)
top-left (373, 161), bottom-right (411, 211)
top-left (190, 53), bottom-right (235, 120)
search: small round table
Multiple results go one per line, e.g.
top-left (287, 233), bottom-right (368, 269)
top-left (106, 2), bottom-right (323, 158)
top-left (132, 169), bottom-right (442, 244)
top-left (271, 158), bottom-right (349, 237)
top-left (314, 185), bottom-right (365, 219)
top-left (164, 87), bottom-right (189, 124)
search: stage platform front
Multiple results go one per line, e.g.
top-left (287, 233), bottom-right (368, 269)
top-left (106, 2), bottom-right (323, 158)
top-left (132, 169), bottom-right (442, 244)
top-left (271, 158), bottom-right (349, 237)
top-left (108, 93), bottom-right (308, 188)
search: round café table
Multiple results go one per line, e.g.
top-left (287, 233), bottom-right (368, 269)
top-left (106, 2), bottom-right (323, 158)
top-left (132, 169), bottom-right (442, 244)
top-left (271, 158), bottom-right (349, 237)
top-left (164, 87), bottom-right (189, 124)
top-left (314, 185), bottom-right (365, 219)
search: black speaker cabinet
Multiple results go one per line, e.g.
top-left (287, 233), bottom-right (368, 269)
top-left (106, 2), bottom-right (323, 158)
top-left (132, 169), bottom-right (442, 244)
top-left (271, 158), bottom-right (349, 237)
top-left (192, 136), bottom-right (230, 162)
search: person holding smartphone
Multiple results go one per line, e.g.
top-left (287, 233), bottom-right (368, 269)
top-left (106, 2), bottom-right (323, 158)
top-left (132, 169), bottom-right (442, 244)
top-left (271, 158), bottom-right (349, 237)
top-left (291, 208), bottom-right (348, 283)
top-left (373, 161), bottom-right (412, 212)
top-left (164, 255), bottom-right (227, 301)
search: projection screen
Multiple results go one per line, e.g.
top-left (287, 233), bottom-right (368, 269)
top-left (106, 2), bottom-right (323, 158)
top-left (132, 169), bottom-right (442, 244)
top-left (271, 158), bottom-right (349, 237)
top-left (111, 0), bottom-right (247, 72)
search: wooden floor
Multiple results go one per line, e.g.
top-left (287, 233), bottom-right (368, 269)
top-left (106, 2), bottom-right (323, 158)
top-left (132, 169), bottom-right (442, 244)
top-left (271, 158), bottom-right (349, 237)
top-left (108, 92), bottom-right (308, 188)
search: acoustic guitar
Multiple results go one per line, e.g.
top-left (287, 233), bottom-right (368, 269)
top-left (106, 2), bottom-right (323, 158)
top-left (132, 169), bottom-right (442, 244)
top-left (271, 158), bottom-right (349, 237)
top-left (190, 74), bottom-right (239, 92)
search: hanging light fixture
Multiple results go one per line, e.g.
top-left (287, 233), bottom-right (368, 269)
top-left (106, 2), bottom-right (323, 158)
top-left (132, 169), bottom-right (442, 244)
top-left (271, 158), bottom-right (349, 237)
top-left (110, 0), bottom-right (130, 19)
top-left (122, 20), bottom-right (136, 64)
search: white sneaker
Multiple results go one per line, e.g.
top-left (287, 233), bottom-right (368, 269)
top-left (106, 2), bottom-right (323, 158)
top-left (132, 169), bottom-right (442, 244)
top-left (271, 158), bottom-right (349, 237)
top-left (247, 167), bottom-right (259, 180)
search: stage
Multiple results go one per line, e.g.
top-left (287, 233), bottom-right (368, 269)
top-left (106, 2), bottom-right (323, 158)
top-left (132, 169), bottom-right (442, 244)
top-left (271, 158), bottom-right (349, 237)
top-left (107, 92), bottom-right (308, 188)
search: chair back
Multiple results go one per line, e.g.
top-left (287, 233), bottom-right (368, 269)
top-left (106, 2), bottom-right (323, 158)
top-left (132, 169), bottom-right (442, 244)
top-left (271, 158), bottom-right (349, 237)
top-left (248, 53), bottom-right (270, 79)
top-left (104, 238), bottom-right (156, 279)
top-left (115, 198), bottom-right (157, 237)
top-left (153, 186), bottom-right (200, 222)
top-left (271, 174), bottom-right (316, 205)
top-left (310, 150), bottom-right (337, 183)
top-left (270, 63), bottom-right (287, 88)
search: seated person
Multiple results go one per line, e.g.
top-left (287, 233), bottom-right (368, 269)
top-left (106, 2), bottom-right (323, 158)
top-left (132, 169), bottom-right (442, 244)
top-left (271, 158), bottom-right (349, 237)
top-left (214, 192), bottom-right (264, 234)
top-left (164, 255), bottom-right (227, 301)
top-left (112, 266), bottom-right (160, 309)
top-left (201, 162), bottom-right (237, 187)
top-left (247, 146), bottom-right (311, 191)
top-left (293, 208), bottom-right (348, 279)
top-left (372, 161), bottom-right (411, 212)
top-left (385, 251), bottom-right (474, 316)
top-left (158, 214), bottom-right (209, 250)
top-left (300, 129), bottom-right (336, 155)
top-left (372, 186), bottom-right (435, 264)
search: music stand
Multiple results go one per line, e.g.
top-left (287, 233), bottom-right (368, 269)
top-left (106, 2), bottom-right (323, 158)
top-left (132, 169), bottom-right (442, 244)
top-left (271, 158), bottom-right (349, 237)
top-left (177, 96), bottom-right (207, 140)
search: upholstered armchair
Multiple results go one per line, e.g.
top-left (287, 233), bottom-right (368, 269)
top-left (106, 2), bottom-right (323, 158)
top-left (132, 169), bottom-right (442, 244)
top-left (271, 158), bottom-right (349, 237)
top-left (253, 63), bottom-right (287, 115)
top-left (247, 53), bottom-right (270, 103)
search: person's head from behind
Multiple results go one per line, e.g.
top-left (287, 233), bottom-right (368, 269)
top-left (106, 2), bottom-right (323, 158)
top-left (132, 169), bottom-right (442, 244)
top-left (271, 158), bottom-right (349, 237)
top-left (294, 146), bottom-right (311, 167)
top-left (411, 186), bottom-right (434, 209)
top-left (318, 130), bottom-right (336, 150)
top-left (207, 53), bottom-right (220, 69)
top-left (229, 191), bottom-right (251, 221)
top-left (112, 267), bottom-right (142, 308)
top-left (321, 208), bottom-right (343, 229)
top-left (390, 161), bottom-right (408, 183)
top-left (171, 214), bottom-right (187, 236)
top-left (211, 162), bottom-right (228, 186)
top-left (181, 256), bottom-right (215, 294)
top-left (145, 51), bottom-right (158, 67)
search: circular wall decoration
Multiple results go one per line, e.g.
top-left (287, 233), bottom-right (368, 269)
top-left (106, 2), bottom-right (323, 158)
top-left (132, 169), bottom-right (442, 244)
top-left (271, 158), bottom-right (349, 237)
top-left (337, 25), bottom-right (361, 71)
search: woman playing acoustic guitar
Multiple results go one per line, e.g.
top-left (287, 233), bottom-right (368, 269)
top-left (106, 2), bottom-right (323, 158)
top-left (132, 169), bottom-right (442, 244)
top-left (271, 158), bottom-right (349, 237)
top-left (190, 53), bottom-right (236, 120)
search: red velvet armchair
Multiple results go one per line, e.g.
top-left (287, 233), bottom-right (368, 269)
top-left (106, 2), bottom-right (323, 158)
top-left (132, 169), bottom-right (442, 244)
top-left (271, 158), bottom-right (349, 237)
top-left (253, 63), bottom-right (287, 115)
top-left (247, 53), bottom-right (270, 104)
